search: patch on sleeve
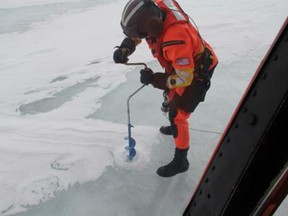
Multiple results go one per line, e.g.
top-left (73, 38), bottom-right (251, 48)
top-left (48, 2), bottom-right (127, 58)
top-left (176, 58), bottom-right (190, 66)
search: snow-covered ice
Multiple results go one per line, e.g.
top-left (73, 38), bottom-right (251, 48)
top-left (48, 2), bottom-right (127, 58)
top-left (0, 0), bottom-right (287, 215)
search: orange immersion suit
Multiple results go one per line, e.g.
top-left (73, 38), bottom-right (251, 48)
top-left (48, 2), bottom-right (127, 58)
top-left (134, 0), bottom-right (218, 149)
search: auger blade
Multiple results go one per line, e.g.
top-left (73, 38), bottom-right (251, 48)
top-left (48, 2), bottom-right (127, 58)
top-left (125, 137), bottom-right (136, 160)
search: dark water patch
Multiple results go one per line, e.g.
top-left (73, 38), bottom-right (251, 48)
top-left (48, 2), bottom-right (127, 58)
top-left (88, 59), bottom-right (102, 65)
top-left (50, 76), bottom-right (68, 83)
top-left (18, 76), bottom-right (99, 115)
top-left (87, 61), bottom-right (165, 126)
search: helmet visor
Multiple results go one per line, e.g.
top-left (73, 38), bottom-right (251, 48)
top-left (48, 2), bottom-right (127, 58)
top-left (122, 23), bottom-right (148, 39)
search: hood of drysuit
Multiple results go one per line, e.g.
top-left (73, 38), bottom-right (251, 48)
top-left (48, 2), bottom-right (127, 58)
top-left (121, 0), bottom-right (163, 38)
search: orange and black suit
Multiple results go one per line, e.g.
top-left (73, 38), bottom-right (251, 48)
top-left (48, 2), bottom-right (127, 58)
top-left (130, 0), bottom-right (218, 150)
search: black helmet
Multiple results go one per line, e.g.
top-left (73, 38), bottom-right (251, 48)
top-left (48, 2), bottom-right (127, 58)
top-left (121, 0), bottom-right (163, 38)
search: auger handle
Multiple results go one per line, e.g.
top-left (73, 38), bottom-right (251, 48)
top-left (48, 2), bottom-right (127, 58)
top-left (125, 62), bottom-right (148, 68)
top-left (125, 62), bottom-right (147, 125)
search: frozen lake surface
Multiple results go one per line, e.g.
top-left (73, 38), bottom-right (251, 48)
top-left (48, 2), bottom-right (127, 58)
top-left (0, 0), bottom-right (287, 215)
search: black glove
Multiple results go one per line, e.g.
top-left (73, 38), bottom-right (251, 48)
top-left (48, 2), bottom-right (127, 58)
top-left (140, 68), bottom-right (154, 85)
top-left (113, 38), bottom-right (136, 64)
top-left (113, 47), bottom-right (130, 63)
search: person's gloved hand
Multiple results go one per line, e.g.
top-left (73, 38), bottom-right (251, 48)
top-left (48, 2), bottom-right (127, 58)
top-left (113, 47), bottom-right (130, 63)
top-left (140, 68), bottom-right (154, 85)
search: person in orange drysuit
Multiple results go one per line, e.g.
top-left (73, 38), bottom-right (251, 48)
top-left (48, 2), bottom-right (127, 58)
top-left (113, 0), bottom-right (218, 177)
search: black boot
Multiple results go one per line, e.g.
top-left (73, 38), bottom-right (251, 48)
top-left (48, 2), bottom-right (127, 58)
top-left (157, 148), bottom-right (189, 177)
top-left (159, 126), bottom-right (173, 135)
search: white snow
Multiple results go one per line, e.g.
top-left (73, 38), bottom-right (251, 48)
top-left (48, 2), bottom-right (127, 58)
top-left (0, 0), bottom-right (287, 215)
top-left (0, 0), bottom-right (82, 8)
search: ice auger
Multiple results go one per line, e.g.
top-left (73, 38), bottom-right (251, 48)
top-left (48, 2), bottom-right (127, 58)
top-left (124, 62), bottom-right (147, 160)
